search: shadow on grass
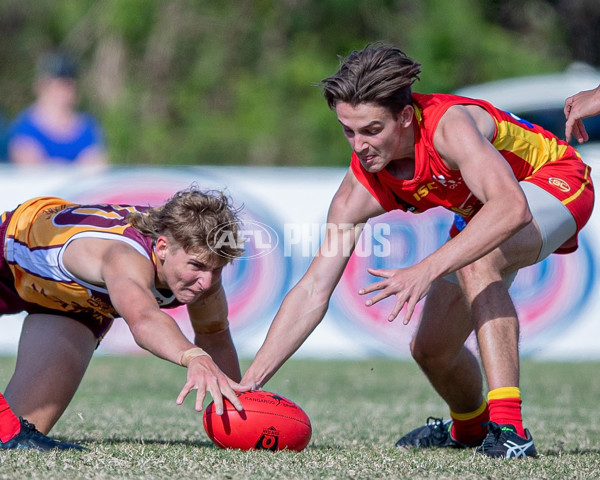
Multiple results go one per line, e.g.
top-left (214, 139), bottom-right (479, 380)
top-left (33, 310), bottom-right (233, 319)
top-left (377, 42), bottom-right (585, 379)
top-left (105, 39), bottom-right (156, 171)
top-left (69, 437), bottom-right (216, 448)
top-left (68, 436), bottom-right (346, 452)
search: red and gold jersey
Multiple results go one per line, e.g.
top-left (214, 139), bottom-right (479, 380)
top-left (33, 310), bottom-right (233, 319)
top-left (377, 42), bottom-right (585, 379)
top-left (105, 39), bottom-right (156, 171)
top-left (351, 93), bottom-right (594, 252)
top-left (1, 197), bottom-right (180, 337)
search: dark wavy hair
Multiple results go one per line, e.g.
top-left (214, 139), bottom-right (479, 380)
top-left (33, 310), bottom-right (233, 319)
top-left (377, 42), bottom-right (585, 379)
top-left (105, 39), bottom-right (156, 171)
top-left (319, 43), bottom-right (421, 115)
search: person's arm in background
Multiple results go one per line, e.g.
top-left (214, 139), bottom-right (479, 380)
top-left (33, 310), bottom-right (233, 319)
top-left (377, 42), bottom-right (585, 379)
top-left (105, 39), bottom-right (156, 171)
top-left (75, 114), bottom-right (109, 166)
top-left (8, 135), bottom-right (48, 165)
top-left (564, 84), bottom-right (600, 143)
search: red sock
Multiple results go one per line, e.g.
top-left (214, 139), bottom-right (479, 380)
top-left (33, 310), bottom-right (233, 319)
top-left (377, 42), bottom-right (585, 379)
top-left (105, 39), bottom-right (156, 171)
top-left (0, 393), bottom-right (21, 442)
top-left (488, 387), bottom-right (525, 438)
top-left (450, 400), bottom-right (489, 445)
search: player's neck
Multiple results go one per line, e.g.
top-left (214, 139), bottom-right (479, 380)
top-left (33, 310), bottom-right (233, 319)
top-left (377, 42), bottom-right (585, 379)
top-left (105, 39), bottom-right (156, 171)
top-left (385, 157), bottom-right (415, 180)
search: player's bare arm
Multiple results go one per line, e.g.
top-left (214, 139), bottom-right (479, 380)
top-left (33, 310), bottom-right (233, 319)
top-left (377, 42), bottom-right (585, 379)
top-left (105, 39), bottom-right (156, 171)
top-left (174, 282), bottom-right (248, 414)
top-left (63, 237), bottom-right (244, 414)
top-left (360, 105), bottom-right (532, 324)
top-left (187, 282), bottom-right (241, 381)
top-left (242, 169), bottom-right (385, 388)
top-left (63, 237), bottom-right (196, 360)
top-left (430, 104), bottom-right (532, 270)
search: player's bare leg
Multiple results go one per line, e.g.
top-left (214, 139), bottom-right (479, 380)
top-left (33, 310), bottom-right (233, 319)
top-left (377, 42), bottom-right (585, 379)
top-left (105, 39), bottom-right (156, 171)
top-left (414, 219), bottom-right (542, 404)
top-left (397, 219), bottom-right (543, 450)
top-left (454, 219), bottom-right (542, 457)
top-left (5, 313), bottom-right (96, 434)
top-left (411, 278), bottom-right (483, 413)
top-left (396, 279), bottom-right (485, 448)
top-left (458, 219), bottom-right (542, 390)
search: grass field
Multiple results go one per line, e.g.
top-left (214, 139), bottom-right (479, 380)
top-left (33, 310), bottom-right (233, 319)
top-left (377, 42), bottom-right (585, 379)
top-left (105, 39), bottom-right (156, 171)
top-left (0, 356), bottom-right (599, 479)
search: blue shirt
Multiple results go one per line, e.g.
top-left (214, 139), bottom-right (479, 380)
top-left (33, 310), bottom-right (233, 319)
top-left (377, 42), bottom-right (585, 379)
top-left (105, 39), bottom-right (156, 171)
top-left (8, 107), bottom-right (104, 163)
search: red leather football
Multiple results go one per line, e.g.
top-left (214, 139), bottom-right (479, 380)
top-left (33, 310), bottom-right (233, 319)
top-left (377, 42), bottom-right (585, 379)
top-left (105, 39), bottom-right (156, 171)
top-left (203, 390), bottom-right (312, 451)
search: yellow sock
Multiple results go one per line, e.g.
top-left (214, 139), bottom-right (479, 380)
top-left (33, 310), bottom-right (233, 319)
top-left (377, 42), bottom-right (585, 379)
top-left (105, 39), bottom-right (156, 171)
top-left (487, 387), bottom-right (525, 437)
top-left (488, 387), bottom-right (521, 401)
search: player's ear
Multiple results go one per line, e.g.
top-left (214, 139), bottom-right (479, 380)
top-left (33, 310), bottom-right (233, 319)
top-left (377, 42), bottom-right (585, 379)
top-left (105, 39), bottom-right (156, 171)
top-left (399, 104), bottom-right (414, 127)
top-left (155, 236), bottom-right (169, 260)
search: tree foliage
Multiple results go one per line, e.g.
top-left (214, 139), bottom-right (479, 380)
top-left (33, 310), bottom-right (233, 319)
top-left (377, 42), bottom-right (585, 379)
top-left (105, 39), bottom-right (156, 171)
top-left (0, 0), bottom-right (597, 166)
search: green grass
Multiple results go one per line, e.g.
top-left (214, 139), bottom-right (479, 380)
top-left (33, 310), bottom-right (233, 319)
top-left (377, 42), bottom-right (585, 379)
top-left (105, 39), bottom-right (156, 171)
top-left (1, 356), bottom-right (599, 479)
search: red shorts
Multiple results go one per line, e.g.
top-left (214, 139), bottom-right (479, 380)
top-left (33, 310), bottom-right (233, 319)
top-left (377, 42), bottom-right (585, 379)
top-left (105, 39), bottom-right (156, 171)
top-left (451, 152), bottom-right (594, 254)
top-left (526, 151), bottom-right (594, 234)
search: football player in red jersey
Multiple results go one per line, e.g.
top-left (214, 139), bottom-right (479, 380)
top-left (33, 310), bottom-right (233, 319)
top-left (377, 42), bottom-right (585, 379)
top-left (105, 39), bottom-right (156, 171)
top-left (0, 188), bottom-right (249, 450)
top-left (241, 44), bottom-right (594, 459)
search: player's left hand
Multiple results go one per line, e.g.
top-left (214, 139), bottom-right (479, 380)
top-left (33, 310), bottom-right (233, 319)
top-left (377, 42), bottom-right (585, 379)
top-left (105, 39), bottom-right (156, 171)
top-left (358, 265), bottom-right (434, 325)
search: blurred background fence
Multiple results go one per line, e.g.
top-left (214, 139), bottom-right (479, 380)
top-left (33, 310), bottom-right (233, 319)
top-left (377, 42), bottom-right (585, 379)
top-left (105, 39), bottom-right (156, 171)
top-left (0, 165), bottom-right (597, 360)
top-left (1, 0), bottom-right (599, 167)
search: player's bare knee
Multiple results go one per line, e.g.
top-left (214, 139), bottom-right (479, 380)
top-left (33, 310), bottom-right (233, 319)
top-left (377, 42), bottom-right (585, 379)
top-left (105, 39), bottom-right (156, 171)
top-left (410, 338), bottom-right (452, 373)
top-left (456, 259), bottom-right (503, 290)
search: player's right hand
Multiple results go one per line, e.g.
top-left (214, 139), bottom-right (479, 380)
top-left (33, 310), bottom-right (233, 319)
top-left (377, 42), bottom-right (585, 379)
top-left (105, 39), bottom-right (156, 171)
top-left (176, 355), bottom-right (251, 415)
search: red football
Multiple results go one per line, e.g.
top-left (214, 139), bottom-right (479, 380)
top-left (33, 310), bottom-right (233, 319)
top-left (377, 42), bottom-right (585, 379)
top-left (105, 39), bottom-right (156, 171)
top-left (203, 390), bottom-right (312, 451)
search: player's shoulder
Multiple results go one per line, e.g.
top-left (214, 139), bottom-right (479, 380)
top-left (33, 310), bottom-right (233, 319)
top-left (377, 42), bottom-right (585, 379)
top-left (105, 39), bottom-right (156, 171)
top-left (436, 103), bottom-right (495, 144)
top-left (89, 239), bottom-right (155, 289)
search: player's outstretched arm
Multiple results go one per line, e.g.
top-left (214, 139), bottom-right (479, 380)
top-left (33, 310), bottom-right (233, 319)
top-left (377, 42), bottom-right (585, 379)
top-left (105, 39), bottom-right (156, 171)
top-left (98, 242), bottom-right (246, 415)
top-left (242, 169), bottom-right (384, 388)
top-left (181, 282), bottom-right (253, 414)
top-left (187, 282), bottom-right (241, 381)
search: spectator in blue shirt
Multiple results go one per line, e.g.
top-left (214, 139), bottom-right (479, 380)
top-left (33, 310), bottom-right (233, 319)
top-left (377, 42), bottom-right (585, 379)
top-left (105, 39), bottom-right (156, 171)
top-left (7, 50), bottom-right (108, 166)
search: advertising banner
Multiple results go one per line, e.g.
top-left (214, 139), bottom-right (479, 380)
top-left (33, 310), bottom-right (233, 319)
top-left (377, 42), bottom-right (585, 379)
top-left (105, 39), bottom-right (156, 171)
top-left (0, 165), bottom-right (597, 359)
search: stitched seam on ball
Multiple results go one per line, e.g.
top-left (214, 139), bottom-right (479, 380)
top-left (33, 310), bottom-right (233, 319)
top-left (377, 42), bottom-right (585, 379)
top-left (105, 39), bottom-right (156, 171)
top-left (236, 409), bottom-right (311, 428)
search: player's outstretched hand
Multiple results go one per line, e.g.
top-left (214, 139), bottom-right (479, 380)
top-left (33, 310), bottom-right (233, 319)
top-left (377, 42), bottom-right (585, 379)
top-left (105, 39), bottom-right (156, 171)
top-left (564, 85), bottom-right (600, 143)
top-left (358, 265), bottom-right (434, 325)
top-left (176, 355), bottom-right (252, 415)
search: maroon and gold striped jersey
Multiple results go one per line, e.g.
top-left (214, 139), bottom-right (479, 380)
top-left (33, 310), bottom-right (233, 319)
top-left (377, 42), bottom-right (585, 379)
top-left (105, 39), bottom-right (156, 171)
top-left (1, 197), bottom-right (181, 338)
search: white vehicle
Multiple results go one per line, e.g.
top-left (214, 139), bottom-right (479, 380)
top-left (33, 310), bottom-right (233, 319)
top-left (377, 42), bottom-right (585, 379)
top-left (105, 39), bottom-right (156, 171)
top-left (454, 63), bottom-right (600, 164)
